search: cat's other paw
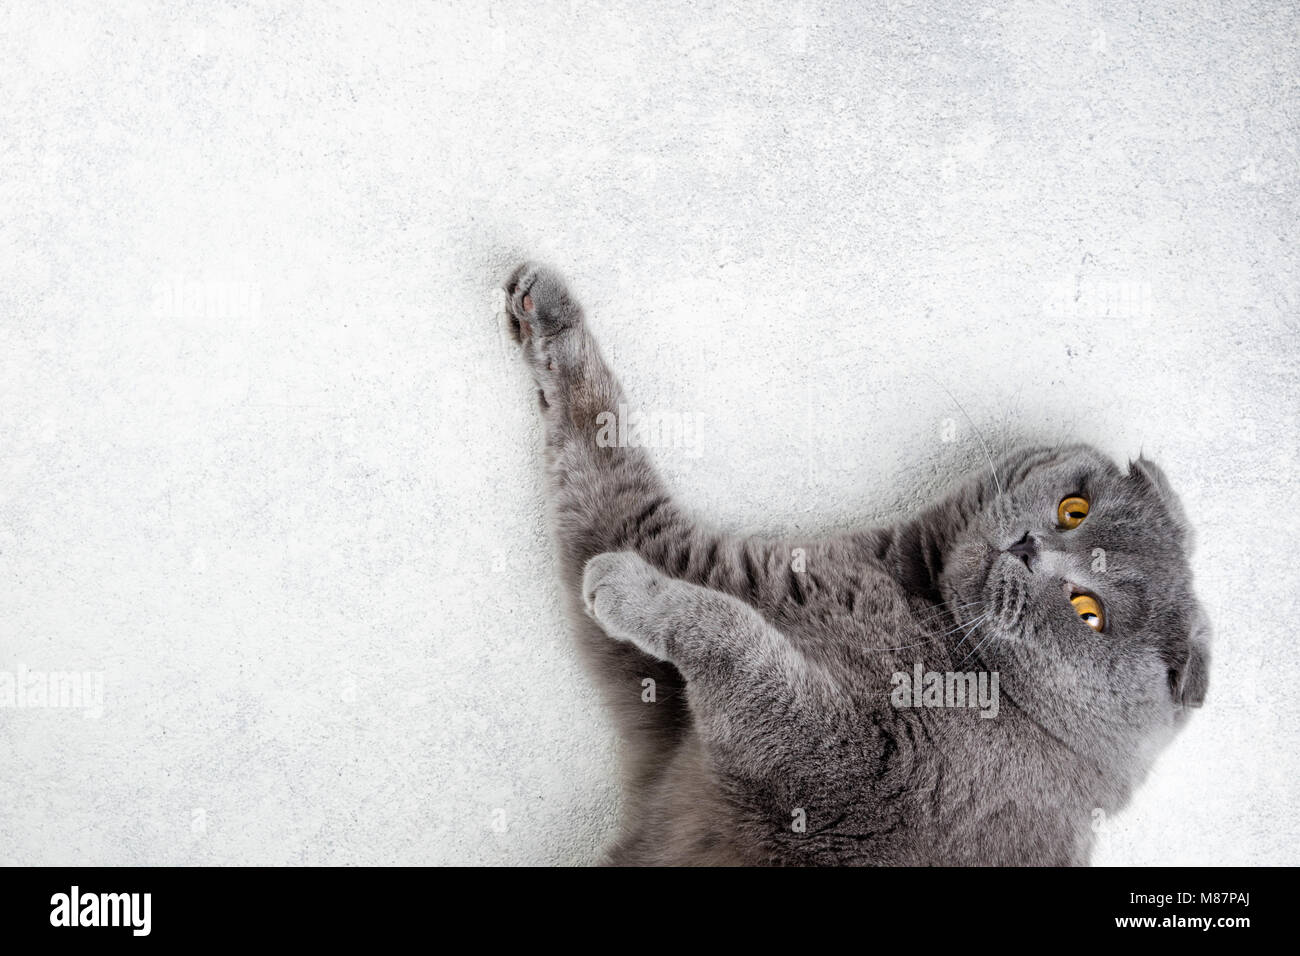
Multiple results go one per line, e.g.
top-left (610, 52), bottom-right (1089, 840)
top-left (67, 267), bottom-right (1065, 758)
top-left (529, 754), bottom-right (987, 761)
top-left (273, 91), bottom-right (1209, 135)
top-left (503, 262), bottom-right (583, 344)
top-left (582, 551), bottom-right (665, 643)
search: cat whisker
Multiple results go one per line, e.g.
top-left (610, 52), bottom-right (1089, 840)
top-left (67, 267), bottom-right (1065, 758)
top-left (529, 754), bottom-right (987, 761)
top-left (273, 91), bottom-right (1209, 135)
top-left (874, 639), bottom-right (939, 651)
top-left (950, 613), bottom-right (990, 649)
top-left (914, 600), bottom-right (986, 625)
top-left (944, 611), bottom-right (988, 636)
top-left (930, 375), bottom-right (1004, 498)
top-left (874, 609), bottom-right (987, 652)
top-left (919, 598), bottom-right (985, 614)
top-left (957, 626), bottom-right (999, 669)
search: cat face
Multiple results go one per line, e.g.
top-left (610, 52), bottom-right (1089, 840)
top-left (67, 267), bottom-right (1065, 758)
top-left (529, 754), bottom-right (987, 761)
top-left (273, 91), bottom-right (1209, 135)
top-left (937, 445), bottom-right (1210, 760)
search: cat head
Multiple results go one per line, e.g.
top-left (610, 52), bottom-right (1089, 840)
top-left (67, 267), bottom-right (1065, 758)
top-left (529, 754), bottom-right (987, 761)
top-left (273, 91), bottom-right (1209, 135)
top-left (935, 444), bottom-right (1210, 775)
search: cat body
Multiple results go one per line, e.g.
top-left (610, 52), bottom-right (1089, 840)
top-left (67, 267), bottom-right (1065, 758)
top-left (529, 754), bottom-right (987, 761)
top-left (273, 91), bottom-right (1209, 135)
top-left (501, 262), bottom-right (1209, 866)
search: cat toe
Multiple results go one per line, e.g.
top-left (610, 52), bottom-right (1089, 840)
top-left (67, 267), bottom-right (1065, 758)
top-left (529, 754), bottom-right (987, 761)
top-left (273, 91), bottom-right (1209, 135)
top-left (582, 551), bottom-right (656, 633)
top-left (501, 262), bottom-right (582, 338)
top-left (502, 263), bottom-right (539, 342)
top-left (582, 552), bottom-right (622, 619)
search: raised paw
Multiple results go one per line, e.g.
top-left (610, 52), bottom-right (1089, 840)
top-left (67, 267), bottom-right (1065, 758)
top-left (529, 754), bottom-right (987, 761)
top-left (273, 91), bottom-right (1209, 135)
top-left (582, 551), bottom-right (667, 644)
top-left (503, 262), bottom-right (583, 344)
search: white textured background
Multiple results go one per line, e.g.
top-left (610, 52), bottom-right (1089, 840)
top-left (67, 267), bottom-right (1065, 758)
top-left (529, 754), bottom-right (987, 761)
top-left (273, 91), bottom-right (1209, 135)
top-left (1, 0), bottom-right (1296, 866)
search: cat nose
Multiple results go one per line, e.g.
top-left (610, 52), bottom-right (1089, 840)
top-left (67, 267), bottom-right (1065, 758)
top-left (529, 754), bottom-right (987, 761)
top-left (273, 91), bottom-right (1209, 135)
top-left (1005, 532), bottom-right (1038, 570)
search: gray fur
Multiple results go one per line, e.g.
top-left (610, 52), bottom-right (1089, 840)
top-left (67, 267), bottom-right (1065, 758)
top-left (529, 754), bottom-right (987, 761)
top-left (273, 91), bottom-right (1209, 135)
top-left (503, 261), bottom-right (1210, 866)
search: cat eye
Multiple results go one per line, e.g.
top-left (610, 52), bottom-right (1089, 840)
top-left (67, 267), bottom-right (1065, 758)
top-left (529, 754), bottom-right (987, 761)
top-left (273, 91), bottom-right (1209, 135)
top-left (1057, 495), bottom-right (1090, 529)
top-left (1070, 593), bottom-right (1105, 632)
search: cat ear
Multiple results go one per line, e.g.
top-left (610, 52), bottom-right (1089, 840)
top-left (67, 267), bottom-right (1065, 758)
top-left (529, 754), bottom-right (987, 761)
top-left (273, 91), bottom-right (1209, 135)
top-left (1170, 645), bottom-right (1209, 709)
top-left (1169, 609), bottom-right (1210, 709)
top-left (1128, 455), bottom-right (1194, 551)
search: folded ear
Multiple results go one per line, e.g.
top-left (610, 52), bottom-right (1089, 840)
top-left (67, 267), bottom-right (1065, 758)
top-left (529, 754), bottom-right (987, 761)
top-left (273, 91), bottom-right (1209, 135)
top-left (1171, 643), bottom-right (1209, 709)
top-left (1169, 607), bottom-right (1211, 709)
top-left (1128, 455), bottom-right (1195, 551)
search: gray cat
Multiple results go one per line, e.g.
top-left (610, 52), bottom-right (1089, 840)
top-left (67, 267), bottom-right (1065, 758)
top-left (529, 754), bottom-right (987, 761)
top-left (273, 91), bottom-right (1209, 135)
top-left (502, 261), bottom-right (1210, 866)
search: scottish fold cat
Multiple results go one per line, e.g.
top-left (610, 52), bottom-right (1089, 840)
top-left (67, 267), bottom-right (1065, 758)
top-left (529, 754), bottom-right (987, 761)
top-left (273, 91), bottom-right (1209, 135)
top-left (502, 261), bottom-right (1209, 865)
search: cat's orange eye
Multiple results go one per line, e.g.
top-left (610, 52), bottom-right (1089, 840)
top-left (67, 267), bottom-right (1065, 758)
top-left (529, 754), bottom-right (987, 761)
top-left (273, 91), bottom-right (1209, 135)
top-left (1071, 593), bottom-right (1105, 632)
top-left (1057, 495), bottom-right (1089, 529)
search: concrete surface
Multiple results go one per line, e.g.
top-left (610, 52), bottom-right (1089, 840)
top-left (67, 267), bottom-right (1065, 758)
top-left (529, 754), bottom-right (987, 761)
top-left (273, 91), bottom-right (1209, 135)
top-left (0, 0), bottom-right (1296, 865)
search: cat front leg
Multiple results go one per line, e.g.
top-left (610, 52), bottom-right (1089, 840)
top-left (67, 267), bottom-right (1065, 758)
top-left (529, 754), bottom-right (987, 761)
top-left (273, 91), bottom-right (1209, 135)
top-left (504, 263), bottom-right (716, 791)
top-left (501, 264), bottom-right (827, 798)
top-left (503, 261), bottom-right (616, 436)
top-left (581, 551), bottom-right (801, 682)
top-left (502, 262), bottom-right (807, 606)
top-left (502, 262), bottom-right (715, 575)
top-left (581, 551), bottom-right (847, 792)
